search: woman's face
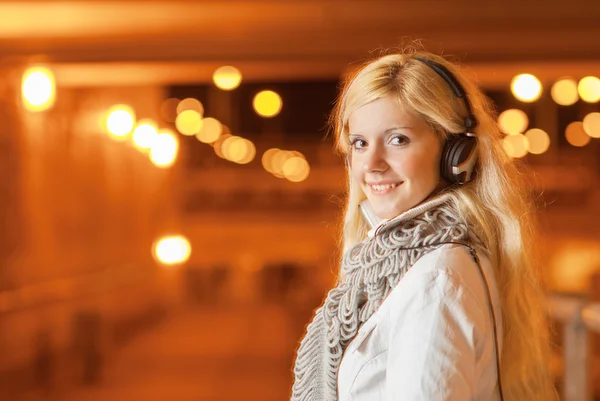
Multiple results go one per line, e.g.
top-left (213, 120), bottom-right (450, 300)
top-left (348, 94), bottom-right (444, 220)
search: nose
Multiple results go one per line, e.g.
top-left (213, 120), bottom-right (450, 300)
top-left (362, 146), bottom-right (388, 173)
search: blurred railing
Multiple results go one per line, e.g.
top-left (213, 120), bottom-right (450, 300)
top-left (0, 264), bottom-right (150, 314)
top-left (549, 294), bottom-right (600, 401)
top-left (0, 265), bottom-right (170, 397)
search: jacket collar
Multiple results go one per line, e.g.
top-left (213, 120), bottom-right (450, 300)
top-left (367, 192), bottom-right (453, 238)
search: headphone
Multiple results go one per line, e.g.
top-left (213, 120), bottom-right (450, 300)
top-left (346, 57), bottom-right (479, 185)
top-left (413, 57), bottom-right (479, 184)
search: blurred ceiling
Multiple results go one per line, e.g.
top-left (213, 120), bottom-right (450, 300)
top-left (1, 0), bottom-right (600, 86)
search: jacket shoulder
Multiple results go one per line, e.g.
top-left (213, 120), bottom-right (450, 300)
top-left (380, 243), bottom-right (493, 320)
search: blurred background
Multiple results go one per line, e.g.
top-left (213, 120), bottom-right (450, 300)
top-left (1, 1), bottom-right (600, 400)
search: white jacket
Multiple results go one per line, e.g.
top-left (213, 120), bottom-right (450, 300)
top-left (337, 243), bottom-right (503, 401)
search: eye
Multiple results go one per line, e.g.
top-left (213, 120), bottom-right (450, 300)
top-left (390, 135), bottom-right (409, 146)
top-left (350, 138), bottom-right (367, 151)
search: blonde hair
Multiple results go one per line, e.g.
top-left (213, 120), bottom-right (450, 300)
top-left (330, 50), bottom-right (557, 400)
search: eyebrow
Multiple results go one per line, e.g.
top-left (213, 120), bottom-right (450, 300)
top-left (348, 127), bottom-right (414, 138)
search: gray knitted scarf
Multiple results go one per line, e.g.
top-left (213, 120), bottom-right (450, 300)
top-left (291, 193), bottom-right (471, 401)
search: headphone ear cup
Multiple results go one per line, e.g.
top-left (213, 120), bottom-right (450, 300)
top-left (441, 135), bottom-right (478, 184)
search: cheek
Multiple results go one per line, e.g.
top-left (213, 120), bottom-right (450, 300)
top-left (391, 149), bottom-right (440, 180)
top-left (349, 155), bottom-right (363, 182)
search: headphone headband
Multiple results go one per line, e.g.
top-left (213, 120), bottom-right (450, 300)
top-left (413, 57), bottom-right (478, 132)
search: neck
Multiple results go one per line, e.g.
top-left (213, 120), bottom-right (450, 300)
top-left (367, 192), bottom-right (453, 237)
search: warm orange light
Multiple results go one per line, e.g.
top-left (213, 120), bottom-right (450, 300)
top-left (551, 78), bottom-right (579, 106)
top-left (270, 150), bottom-right (292, 178)
top-left (498, 109), bottom-right (529, 135)
top-left (578, 76), bottom-right (600, 103)
top-left (132, 119), bottom-right (158, 151)
top-left (22, 66), bottom-right (56, 112)
top-left (213, 133), bottom-right (232, 159)
top-left (583, 112), bottom-right (600, 138)
top-left (511, 74), bottom-right (542, 102)
top-left (253, 90), bottom-right (282, 117)
top-left (262, 148), bottom-right (281, 173)
top-left (282, 156), bottom-right (310, 182)
top-left (176, 98), bottom-right (204, 116)
top-left (149, 130), bottom-right (179, 167)
top-left (237, 140), bottom-right (256, 164)
top-left (221, 136), bottom-right (252, 163)
top-left (213, 66), bottom-right (242, 90)
top-left (565, 122), bottom-right (591, 147)
top-left (175, 110), bottom-right (203, 136)
top-left (222, 136), bottom-right (240, 160)
top-left (153, 235), bottom-right (191, 265)
top-left (196, 117), bottom-right (222, 143)
top-left (502, 134), bottom-right (529, 158)
top-left (232, 141), bottom-right (249, 163)
top-left (106, 105), bottom-right (136, 140)
top-left (524, 128), bottom-right (550, 154)
top-left (224, 137), bottom-right (255, 164)
top-left (266, 150), bottom-right (307, 178)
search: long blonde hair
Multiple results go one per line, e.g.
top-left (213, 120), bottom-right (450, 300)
top-left (330, 50), bottom-right (557, 400)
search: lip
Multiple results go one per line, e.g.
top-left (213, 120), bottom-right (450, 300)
top-left (366, 180), bottom-right (401, 186)
top-left (367, 181), bottom-right (403, 195)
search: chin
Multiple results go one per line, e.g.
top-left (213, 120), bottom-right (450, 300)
top-left (372, 196), bottom-right (426, 220)
top-left (372, 204), bottom-right (404, 220)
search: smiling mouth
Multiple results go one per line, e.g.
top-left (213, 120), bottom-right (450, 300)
top-left (368, 182), bottom-right (403, 194)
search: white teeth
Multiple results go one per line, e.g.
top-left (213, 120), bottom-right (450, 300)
top-left (370, 183), bottom-right (398, 191)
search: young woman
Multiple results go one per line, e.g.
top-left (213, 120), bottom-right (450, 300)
top-left (291, 51), bottom-right (557, 401)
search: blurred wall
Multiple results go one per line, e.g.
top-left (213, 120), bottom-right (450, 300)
top-left (181, 165), bottom-right (344, 304)
top-left (0, 64), bottom-right (183, 395)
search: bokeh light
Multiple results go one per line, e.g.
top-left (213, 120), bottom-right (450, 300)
top-left (153, 235), bottom-right (191, 265)
top-left (282, 156), bottom-right (310, 182)
top-left (175, 110), bottom-right (203, 136)
top-left (222, 136), bottom-right (256, 164)
top-left (227, 138), bottom-right (250, 163)
top-left (213, 133), bottom-right (232, 158)
top-left (237, 140), bottom-right (256, 164)
top-left (565, 122), bottom-right (591, 147)
top-left (213, 66), bottom-right (242, 91)
top-left (551, 78), bottom-right (579, 106)
top-left (196, 117), bottom-right (223, 143)
top-left (149, 130), bottom-right (179, 167)
top-left (132, 119), bottom-right (159, 151)
top-left (502, 134), bottom-right (529, 158)
top-left (270, 150), bottom-right (293, 178)
top-left (524, 128), bottom-right (550, 155)
top-left (262, 148), bottom-right (281, 173)
top-left (176, 97), bottom-right (204, 116)
top-left (160, 98), bottom-right (179, 122)
top-left (578, 76), bottom-right (600, 103)
top-left (583, 112), bottom-right (600, 138)
top-left (221, 136), bottom-right (242, 160)
top-left (21, 66), bottom-right (56, 112)
top-left (511, 74), bottom-right (542, 102)
top-left (106, 105), bottom-right (136, 140)
top-left (263, 149), bottom-right (307, 179)
top-left (498, 109), bottom-right (529, 135)
top-left (253, 90), bottom-right (282, 117)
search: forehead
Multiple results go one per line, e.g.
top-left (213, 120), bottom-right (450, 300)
top-left (347, 95), bottom-right (425, 135)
